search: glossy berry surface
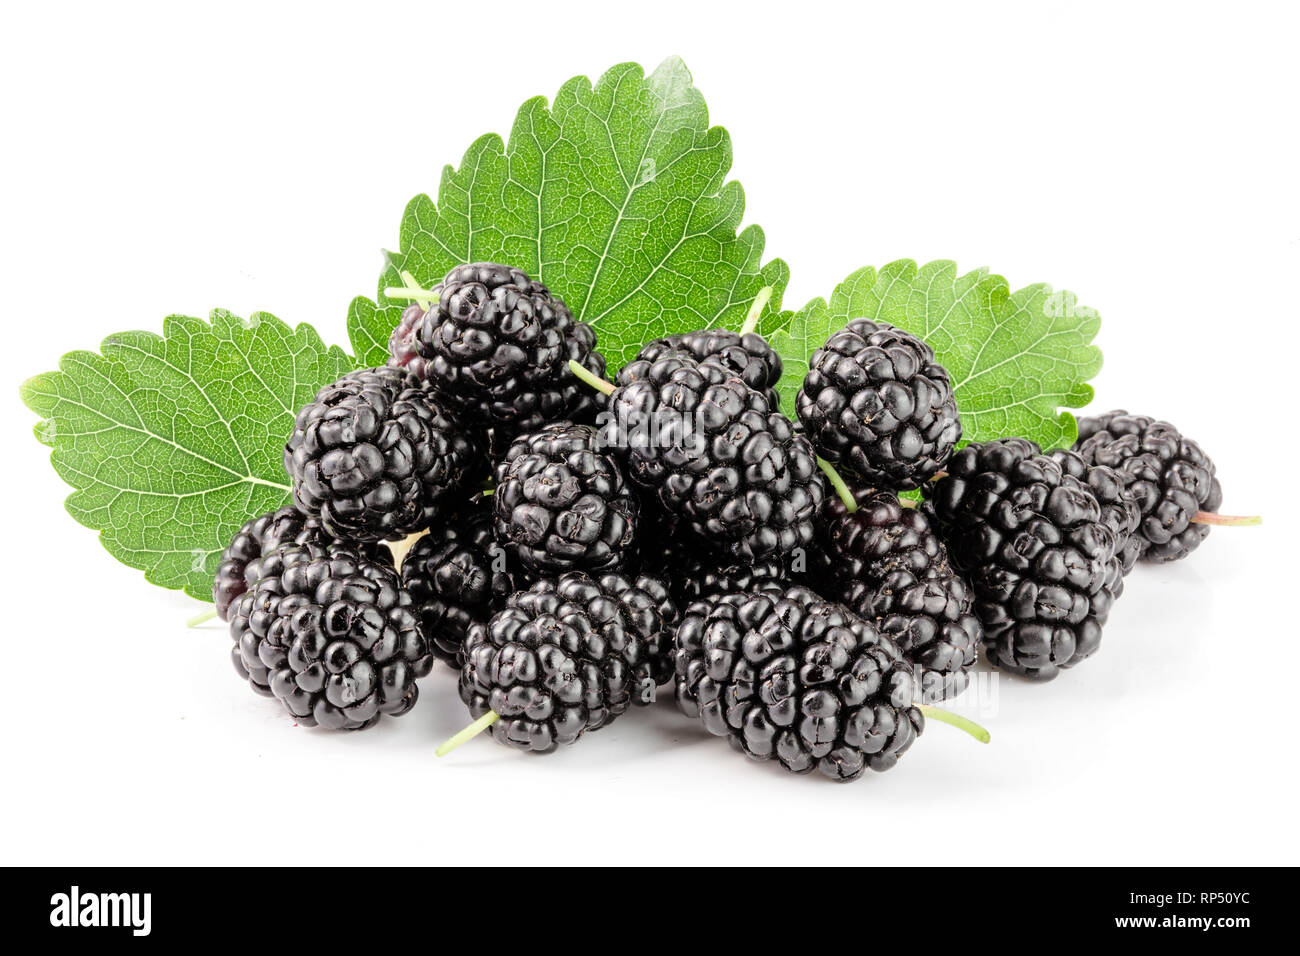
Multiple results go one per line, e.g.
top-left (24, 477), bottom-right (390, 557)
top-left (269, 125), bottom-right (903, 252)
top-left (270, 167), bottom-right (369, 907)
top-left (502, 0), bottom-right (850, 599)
top-left (409, 262), bottom-right (605, 432)
top-left (284, 367), bottom-right (481, 541)
top-left (674, 586), bottom-right (923, 781)
top-left (617, 329), bottom-right (783, 411)
top-left (810, 490), bottom-right (981, 701)
top-left (1075, 410), bottom-right (1223, 563)
top-left (213, 506), bottom-right (320, 620)
top-left (1050, 448), bottom-right (1142, 576)
top-left (925, 438), bottom-right (1120, 681)
top-left (459, 572), bottom-right (676, 753)
top-left (228, 542), bottom-right (432, 730)
top-left (493, 422), bottom-right (639, 576)
top-left (642, 522), bottom-right (788, 608)
top-left (387, 302), bottom-right (434, 382)
top-left (797, 319), bottom-right (961, 489)
top-left (213, 505), bottom-right (391, 621)
top-left (598, 571), bottom-right (679, 687)
top-left (401, 494), bottom-right (514, 666)
top-left (608, 351), bottom-right (825, 562)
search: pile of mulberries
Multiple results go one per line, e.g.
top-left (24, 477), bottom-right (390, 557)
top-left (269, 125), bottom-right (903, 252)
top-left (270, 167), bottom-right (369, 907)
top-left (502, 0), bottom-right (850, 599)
top-left (208, 260), bottom-right (1249, 783)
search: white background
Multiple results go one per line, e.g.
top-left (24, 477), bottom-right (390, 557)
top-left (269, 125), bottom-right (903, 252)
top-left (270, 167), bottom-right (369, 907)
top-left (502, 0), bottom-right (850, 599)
top-left (3, 1), bottom-right (1297, 866)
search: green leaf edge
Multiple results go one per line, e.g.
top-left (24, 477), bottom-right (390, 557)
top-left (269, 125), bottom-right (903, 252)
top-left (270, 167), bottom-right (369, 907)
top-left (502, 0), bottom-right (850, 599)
top-left (346, 57), bottom-right (792, 372)
top-left (19, 310), bottom-right (356, 603)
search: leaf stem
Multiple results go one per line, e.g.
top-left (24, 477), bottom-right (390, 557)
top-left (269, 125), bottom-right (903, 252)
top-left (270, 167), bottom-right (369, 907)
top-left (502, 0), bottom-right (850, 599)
top-left (739, 285), bottom-right (774, 337)
top-left (187, 608), bottom-right (218, 627)
top-left (436, 710), bottom-right (500, 757)
top-left (816, 457), bottom-right (858, 513)
top-left (918, 705), bottom-right (990, 743)
top-left (1193, 511), bottom-right (1261, 527)
top-left (568, 359), bottom-right (615, 396)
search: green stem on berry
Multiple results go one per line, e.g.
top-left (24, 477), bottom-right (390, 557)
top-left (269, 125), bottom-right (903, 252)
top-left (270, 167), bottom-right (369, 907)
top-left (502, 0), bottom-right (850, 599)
top-left (187, 608), bottom-right (218, 627)
top-left (816, 458), bottom-right (858, 513)
top-left (1193, 511), bottom-right (1261, 527)
top-left (897, 497), bottom-right (918, 509)
top-left (400, 270), bottom-right (434, 311)
top-left (917, 705), bottom-right (991, 743)
top-left (436, 710), bottom-right (500, 757)
top-left (738, 285), bottom-right (774, 337)
top-left (568, 359), bottom-right (615, 396)
top-left (383, 283), bottom-right (442, 306)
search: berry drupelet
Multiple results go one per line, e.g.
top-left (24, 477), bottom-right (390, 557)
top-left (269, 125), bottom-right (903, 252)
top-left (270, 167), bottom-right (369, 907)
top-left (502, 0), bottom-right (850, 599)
top-left (228, 542), bottom-right (432, 730)
top-left (674, 586), bottom-right (924, 781)
top-left (797, 319), bottom-right (961, 490)
top-left (925, 438), bottom-right (1120, 681)
top-left (493, 422), bottom-right (639, 576)
top-left (284, 367), bottom-right (481, 541)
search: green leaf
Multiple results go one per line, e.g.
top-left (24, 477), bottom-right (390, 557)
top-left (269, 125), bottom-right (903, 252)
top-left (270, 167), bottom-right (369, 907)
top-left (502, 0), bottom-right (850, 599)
top-left (20, 311), bottom-right (355, 602)
top-left (348, 57), bottom-right (788, 371)
top-left (770, 260), bottom-right (1102, 450)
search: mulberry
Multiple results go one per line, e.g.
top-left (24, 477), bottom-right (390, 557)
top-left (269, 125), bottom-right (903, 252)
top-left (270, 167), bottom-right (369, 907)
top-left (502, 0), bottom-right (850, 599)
top-left (925, 438), bottom-right (1120, 680)
top-left (809, 489), bottom-right (981, 701)
top-left (1075, 410), bottom-right (1233, 563)
top-left (284, 367), bottom-right (481, 541)
top-left (493, 422), bottom-right (639, 576)
top-left (797, 319), bottom-right (960, 489)
top-left (674, 586), bottom-right (924, 780)
top-left (228, 542), bottom-right (432, 730)
top-left (453, 572), bottom-right (676, 754)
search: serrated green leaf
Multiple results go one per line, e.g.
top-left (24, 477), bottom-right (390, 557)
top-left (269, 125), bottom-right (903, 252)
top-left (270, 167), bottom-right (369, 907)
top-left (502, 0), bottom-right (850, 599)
top-left (348, 57), bottom-right (787, 371)
top-left (20, 311), bottom-right (355, 602)
top-left (770, 260), bottom-right (1102, 450)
